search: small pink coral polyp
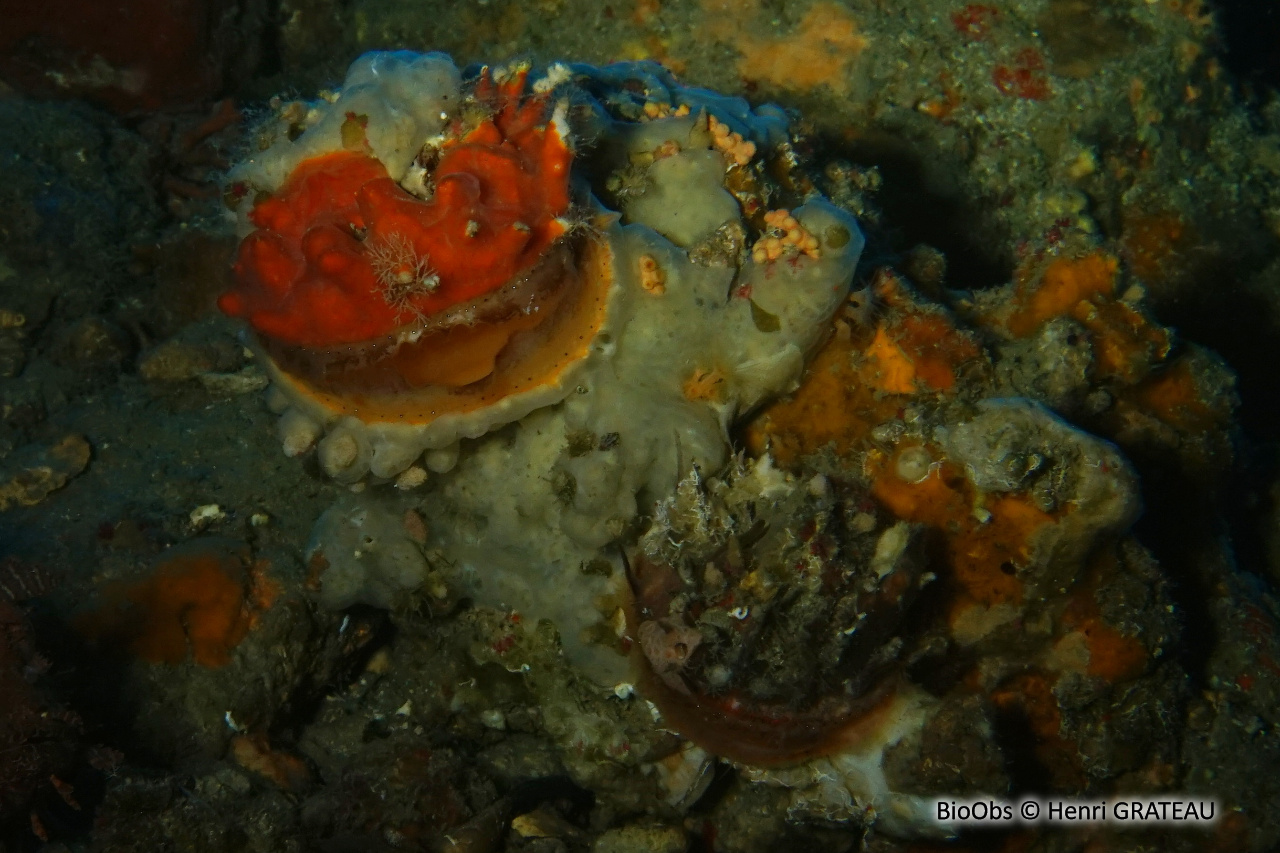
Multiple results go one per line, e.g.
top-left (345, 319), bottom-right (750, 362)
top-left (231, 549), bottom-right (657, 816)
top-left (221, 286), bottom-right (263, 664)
top-left (220, 68), bottom-right (577, 370)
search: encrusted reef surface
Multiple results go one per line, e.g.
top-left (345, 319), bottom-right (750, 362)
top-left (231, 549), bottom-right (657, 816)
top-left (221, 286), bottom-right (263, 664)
top-left (0, 2), bottom-right (1279, 852)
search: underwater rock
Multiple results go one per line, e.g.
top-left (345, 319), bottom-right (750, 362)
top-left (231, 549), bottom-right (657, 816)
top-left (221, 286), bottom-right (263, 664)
top-left (75, 542), bottom-right (361, 764)
top-left (0, 0), bottom-right (267, 113)
top-left (48, 317), bottom-right (133, 378)
top-left (207, 49), bottom-right (1236, 847)
top-left (0, 565), bottom-right (80, 834)
top-left (0, 434), bottom-right (90, 511)
top-left (936, 397), bottom-right (1139, 588)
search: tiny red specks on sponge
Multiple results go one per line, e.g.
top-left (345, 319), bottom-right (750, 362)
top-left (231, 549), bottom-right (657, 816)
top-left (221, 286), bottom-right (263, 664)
top-left (220, 70), bottom-right (573, 348)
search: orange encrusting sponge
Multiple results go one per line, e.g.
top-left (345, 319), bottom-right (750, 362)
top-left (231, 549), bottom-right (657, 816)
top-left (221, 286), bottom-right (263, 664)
top-left (220, 70), bottom-right (573, 348)
top-left (76, 545), bottom-right (279, 668)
